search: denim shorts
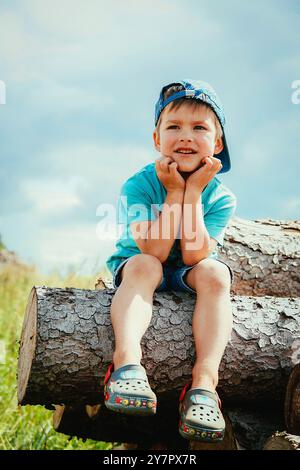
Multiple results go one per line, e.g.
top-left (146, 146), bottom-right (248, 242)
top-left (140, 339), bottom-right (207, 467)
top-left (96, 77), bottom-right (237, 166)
top-left (112, 257), bottom-right (234, 295)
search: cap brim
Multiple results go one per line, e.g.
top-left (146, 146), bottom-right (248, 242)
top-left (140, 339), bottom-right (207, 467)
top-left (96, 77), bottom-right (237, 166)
top-left (217, 132), bottom-right (231, 174)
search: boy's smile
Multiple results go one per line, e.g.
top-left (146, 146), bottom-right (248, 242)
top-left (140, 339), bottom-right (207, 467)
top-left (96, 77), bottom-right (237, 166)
top-left (153, 102), bottom-right (223, 175)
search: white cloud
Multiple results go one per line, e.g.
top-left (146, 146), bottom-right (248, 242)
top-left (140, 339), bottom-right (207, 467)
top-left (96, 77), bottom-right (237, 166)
top-left (1, 0), bottom-right (299, 276)
top-left (21, 0), bottom-right (218, 39)
top-left (43, 142), bottom-right (156, 189)
top-left (0, 1), bottom-right (221, 83)
top-left (238, 116), bottom-right (299, 175)
top-left (21, 176), bottom-right (87, 213)
top-left (0, 11), bottom-right (44, 82)
top-left (22, 0), bottom-right (108, 38)
top-left (280, 198), bottom-right (300, 218)
top-left (240, 141), bottom-right (269, 173)
top-left (0, 211), bottom-right (116, 275)
top-left (38, 224), bottom-right (116, 275)
top-left (27, 79), bottom-right (115, 113)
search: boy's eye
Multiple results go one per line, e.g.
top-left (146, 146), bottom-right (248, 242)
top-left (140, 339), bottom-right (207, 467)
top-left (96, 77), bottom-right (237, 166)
top-left (166, 125), bottom-right (205, 130)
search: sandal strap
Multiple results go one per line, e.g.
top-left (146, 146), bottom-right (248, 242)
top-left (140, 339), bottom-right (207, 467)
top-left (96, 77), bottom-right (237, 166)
top-left (179, 383), bottom-right (222, 409)
top-left (104, 363), bottom-right (114, 385)
top-left (104, 363), bottom-right (148, 385)
top-left (179, 382), bottom-right (192, 402)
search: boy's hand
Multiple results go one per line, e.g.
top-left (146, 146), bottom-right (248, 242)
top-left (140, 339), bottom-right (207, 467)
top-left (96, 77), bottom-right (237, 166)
top-left (186, 156), bottom-right (223, 193)
top-left (155, 155), bottom-right (185, 193)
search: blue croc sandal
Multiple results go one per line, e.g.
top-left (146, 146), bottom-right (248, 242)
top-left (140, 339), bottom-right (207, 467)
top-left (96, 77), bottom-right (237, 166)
top-left (104, 363), bottom-right (157, 416)
top-left (179, 383), bottom-right (225, 442)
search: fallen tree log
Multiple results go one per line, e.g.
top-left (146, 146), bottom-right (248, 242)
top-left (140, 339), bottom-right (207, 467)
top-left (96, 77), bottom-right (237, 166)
top-left (97, 216), bottom-right (300, 298)
top-left (52, 403), bottom-right (238, 450)
top-left (52, 403), bottom-right (189, 449)
top-left (227, 405), bottom-right (285, 450)
top-left (52, 401), bottom-right (283, 450)
top-left (17, 286), bottom-right (300, 407)
top-left (263, 431), bottom-right (300, 450)
top-left (17, 216), bottom-right (300, 449)
top-left (219, 217), bottom-right (300, 297)
top-left (284, 364), bottom-right (300, 434)
top-left (52, 280), bottom-right (237, 450)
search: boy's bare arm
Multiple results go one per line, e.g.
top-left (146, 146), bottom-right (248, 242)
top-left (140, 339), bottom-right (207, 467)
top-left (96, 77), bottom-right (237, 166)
top-left (180, 156), bottom-right (223, 265)
top-left (131, 156), bottom-right (185, 263)
top-left (142, 189), bottom-right (184, 262)
top-left (180, 185), bottom-right (210, 265)
top-left (132, 155), bottom-right (223, 264)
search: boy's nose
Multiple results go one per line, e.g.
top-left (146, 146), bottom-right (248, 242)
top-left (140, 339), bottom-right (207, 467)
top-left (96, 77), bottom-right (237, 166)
top-left (179, 136), bottom-right (193, 142)
top-left (179, 130), bottom-right (193, 141)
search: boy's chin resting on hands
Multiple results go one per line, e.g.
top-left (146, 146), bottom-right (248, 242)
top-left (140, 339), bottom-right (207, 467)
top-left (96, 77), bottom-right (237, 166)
top-left (177, 159), bottom-right (207, 181)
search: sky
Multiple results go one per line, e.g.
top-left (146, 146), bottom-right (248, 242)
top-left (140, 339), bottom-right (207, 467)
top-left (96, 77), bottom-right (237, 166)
top-left (0, 0), bottom-right (299, 276)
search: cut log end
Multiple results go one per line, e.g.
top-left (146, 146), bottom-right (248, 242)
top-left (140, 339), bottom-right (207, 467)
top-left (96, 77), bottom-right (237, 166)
top-left (85, 404), bottom-right (101, 419)
top-left (17, 285), bottom-right (300, 406)
top-left (53, 405), bottom-right (66, 430)
top-left (17, 287), bottom-right (38, 405)
top-left (263, 431), bottom-right (300, 450)
top-left (284, 364), bottom-right (300, 434)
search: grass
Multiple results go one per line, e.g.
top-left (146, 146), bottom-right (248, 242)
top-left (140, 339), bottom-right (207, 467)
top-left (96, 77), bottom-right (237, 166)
top-left (0, 236), bottom-right (5, 250)
top-left (0, 261), bottom-right (115, 450)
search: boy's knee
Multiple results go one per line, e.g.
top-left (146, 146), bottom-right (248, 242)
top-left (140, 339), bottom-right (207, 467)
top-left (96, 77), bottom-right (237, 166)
top-left (123, 254), bottom-right (163, 281)
top-left (193, 259), bottom-right (231, 292)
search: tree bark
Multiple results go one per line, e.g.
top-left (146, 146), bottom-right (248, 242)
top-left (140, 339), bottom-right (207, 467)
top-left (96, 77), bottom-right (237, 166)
top-left (17, 286), bottom-right (300, 407)
top-left (97, 217), bottom-right (300, 298)
top-left (263, 431), bottom-right (300, 450)
top-left (219, 216), bottom-right (300, 297)
top-left (284, 364), bottom-right (300, 435)
top-left (52, 403), bottom-right (190, 449)
top-left (52, 403), bottom-right (239, 450)
top-left (52, 401), bottom-right (284, 450)
top-left (17, 216), bottom-right (300, 449)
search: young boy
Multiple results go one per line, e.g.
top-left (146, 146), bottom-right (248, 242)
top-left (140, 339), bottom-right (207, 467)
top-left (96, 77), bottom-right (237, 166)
top-left (104, 80), bottom-right (237, 442)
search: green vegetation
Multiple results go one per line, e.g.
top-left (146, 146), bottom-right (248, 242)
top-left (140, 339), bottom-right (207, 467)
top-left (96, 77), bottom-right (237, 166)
top-left (0, 262), bottom-right (114, 450)
top-left (0, 235), bottom-right (5, 251)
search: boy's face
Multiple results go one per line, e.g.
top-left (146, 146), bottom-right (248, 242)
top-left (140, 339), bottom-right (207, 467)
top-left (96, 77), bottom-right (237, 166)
top-left (153, 102), bottom-right (223, 175)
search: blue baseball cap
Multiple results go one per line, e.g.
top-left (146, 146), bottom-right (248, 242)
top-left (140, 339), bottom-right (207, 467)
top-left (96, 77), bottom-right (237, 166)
top-left (154, 79), bottom-right (231, 173)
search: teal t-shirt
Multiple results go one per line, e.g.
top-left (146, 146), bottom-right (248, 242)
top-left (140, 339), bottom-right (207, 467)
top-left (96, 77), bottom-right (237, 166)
top-left (106, 162), bottom-right (237, 274)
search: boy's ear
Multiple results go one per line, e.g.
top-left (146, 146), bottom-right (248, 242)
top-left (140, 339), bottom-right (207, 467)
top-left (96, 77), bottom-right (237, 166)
top-left (153, 130), bottom-right (161, 152)
top-left (214, 137), bottom-right (224, 155)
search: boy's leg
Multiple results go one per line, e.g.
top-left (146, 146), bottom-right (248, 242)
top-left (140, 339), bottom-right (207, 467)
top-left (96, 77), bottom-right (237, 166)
top-left (183, 258), bottom-right (233, 392)
top-left (111, 254), bottom-right (163, 370)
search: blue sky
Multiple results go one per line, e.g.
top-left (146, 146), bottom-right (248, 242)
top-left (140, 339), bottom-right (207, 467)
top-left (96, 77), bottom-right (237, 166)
top-left (0, 0), bottom-right (299, 276)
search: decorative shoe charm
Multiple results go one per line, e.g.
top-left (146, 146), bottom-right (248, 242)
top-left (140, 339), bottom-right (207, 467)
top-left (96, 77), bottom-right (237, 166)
top-left (179, 383), bottom-right (225, 442)
top-left (104, 363), bottom-right (157, 416)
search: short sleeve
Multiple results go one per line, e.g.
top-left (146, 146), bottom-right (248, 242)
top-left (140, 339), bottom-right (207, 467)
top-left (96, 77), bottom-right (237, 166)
top-left (204, 194), bottom-right (237, 247)
top-left (117, 179), bottom-right (158, 226)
